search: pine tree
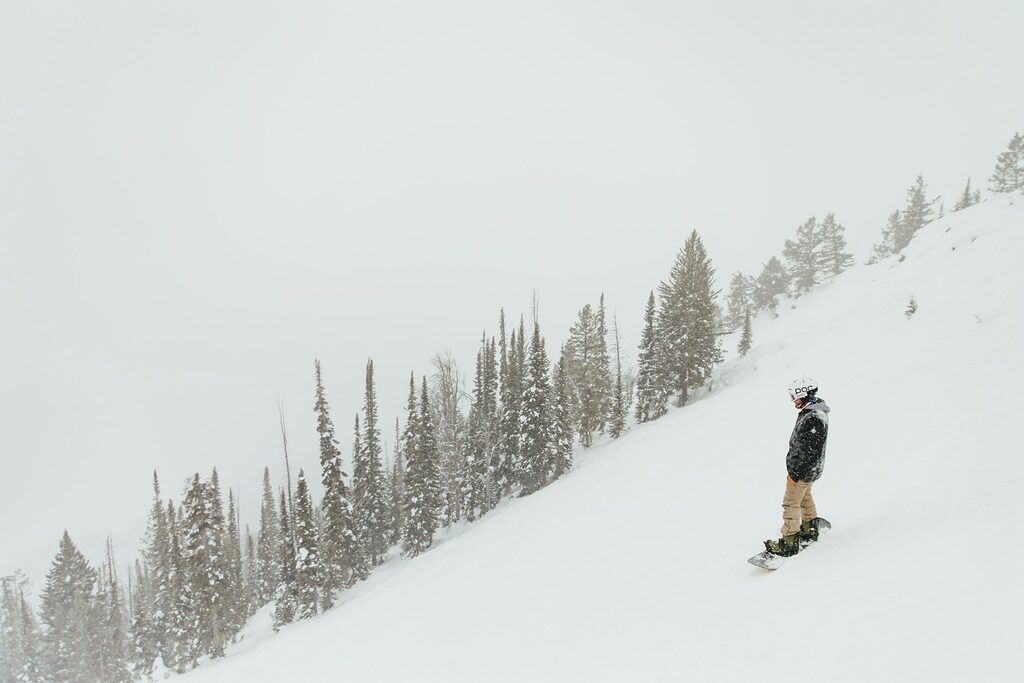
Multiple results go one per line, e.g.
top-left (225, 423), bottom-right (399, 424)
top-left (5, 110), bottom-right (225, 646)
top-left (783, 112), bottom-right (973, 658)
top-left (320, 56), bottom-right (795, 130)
top-left (313, 360), bottom-right (357, 608)
top-left (179, 474), bottom-right (222, 664)
top-left (386, 417), bottom-right (406, 545)
top-left (482, 337), bottom-right (501, 511)
top-left (163, 498), bottom-right (187, 672)
top-left (223, 490), bottom-right (245, 637)
top-left (128, 559), bottom-right (157, 675)
top-left (463, 339), bottom-right (490, 521)
top-left (495, 310), bottom-right (515, 497)
top-left (782, 216), bottom-right (822, 293)
top-left (349, 415), bottom-right (370, 581)
top-left (38, 531), bottom-right (97, 682)
top-left (509, 318), bottom-right (528, 488)
top-left (255, 467), bottom-right (280, 608)
top-left (817, 213), bottom-right (855, 279)
top-left (898, 174), bottom-right (937, 250)
top-left (93, 539), bottom-right (130, 683)
top-left (989, 131), bottom-right (1024, 193)
top-left (954, 178), bottom-right (980, 211)
top-left (751, 256), bottom-right (788, 311)
top-left (551, 351), bottom-right (575, 478)
top-left (272, 490), bottom-right (297, 631)
top-left (141, 472), bottom-right (171, 666)
top-left (738, 308), bottom-right (753, 357)
top-left (594, 294), bottom-right (614, 432)
top-left (242, 527), bottom-right (257, 620)
top-left (869, 210), bottom-right (902, 263)
top-left (1, 573), bottom-right (39, 683)
top-left (724, 272), bottom-right (754, 331)
top-left (401, 376), bottom-right (442, 557)
top-left (634, 291), bottom-right (667, 423)
top-left (657, 231), bottom-right (723, 406)
top-left (355, 360), bottom-right (389, 567)
top-left (608, 317), bottom-right (629, 439)
top-left (563, 303), bottom-right (603, 447)
top-left (519, 321), bottom-right (556, 494)
top-left (291, 471), bottom-right (322, 620)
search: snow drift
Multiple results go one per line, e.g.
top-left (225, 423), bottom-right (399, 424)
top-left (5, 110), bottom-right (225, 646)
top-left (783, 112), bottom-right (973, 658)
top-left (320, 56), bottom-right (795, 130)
top-left (180, 193), bottom-right (1024, 682)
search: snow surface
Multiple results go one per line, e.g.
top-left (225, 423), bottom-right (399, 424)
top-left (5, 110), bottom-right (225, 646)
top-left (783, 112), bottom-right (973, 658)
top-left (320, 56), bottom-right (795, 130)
top-left (174, 194), bottom-right (1024, 682)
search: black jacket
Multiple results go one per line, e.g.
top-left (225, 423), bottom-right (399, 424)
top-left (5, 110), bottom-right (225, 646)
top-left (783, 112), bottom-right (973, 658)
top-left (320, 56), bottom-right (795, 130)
top-left (786, 397), bottom-right (830, 483)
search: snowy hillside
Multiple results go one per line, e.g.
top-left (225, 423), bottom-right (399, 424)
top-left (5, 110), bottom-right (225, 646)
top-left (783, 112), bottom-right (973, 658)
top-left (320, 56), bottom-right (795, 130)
top-left (179, 194), bottom-right (1024, 682)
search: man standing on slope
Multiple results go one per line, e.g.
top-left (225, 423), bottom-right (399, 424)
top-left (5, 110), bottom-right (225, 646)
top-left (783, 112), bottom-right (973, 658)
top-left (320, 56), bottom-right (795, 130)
top-left (764, 378), bottom-right (830, 556)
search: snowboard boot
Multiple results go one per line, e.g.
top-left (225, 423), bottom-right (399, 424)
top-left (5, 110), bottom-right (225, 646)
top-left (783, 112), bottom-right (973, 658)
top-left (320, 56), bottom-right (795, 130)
top-left (763, 534), bottom-right (800, 557)
top-left (798, 518), bottom-right (820, 544)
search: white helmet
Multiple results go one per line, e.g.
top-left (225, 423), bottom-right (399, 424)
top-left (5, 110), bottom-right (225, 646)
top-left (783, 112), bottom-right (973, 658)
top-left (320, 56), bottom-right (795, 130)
top-left (787, 378), bottom-right (818, 400)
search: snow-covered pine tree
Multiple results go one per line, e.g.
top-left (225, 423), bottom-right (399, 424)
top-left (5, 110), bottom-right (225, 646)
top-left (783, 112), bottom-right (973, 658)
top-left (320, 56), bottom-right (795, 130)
top-left (657, 231), bottom-right (723, 406)
top-left (609, 316), bottom-right (629, 439)
top-left (817, 213), bottom-right (854, 279)
top-left (954, 178), bottom-right (980, 211)
top-left (272, 490), bottom-right (298, 631)
top-left (897, 174), bottom-right (937, 251)
top-left (38, 531), bottom-right (97, 682)
top-left (243, 527), bottom-right (256, 620)
top-left (563, 303), bottom-right (604, 447)
top-left (313, 360), bottom-right (357, 608)
top-left (350, 415), bottom-right (370, 581)
top-left (401, 376), bottom-right (442, 557)
top-left (724, 272), bottom-right (754, 331)
top-left (463, 340), bottom-right (489, 521)
top-left (128, 559), bottom-right (157, 675)
top-left (1, 573), bottom-right (39, 683)
top-left (388, 417), bottom-right (406, 546)
top-left (223, 490), bottom-right (245, 637)
top-left (482, 337), bottom-right (501, 511)
top-left (163, 498), bottom-right (188, 672)
top-left (751, 256), bottom-right (788, 311)
top-left (255, 467), bottom-right (280, 608)
top-left (510, 318), bottom-right (528, 488)
top-left (551, 350), bottom-right (574, 479)
top-left (354, 360), bottom-right (390, 568)
top-left (141, 472), bottom-right (171, 666)
top-left (634, 291), bottom-right (666, 423)
top-left (207, 470), bottom-right (231, 652)
top-left (782, 216), bottom-right (822, 294)
top-left (519, 321), bottom-right (556, 494)
top-left (495, 310), bottom-right (515, 497)
top-left (179, 475), bottom-right (220, 664)
top-left (291, 471), bottom-right (322, 620)
top-left (989, 131), bottom-right (1024, 193)
top-left (738, 308), bottom-right (753, 357)
top-left (869, 210), bottom-right (902, 263)
top-left (594, 294), bottom-right (614, 432)
top-left (93, 539), bottom-right (130, 683)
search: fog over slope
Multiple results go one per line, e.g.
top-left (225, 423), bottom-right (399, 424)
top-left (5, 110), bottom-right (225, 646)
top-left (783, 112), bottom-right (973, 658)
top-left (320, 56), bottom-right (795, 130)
top-left (175, 194), bottom-right (1024, 682)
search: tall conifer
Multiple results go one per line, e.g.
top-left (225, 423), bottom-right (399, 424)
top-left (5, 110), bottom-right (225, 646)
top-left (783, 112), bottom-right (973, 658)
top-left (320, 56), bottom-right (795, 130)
top-left (291, 471), bottom-right (322, 620)
top-left (401, 377), bottom-right (442, 557)
top-left (314, 360), bottom-right (357, 607)
top-left (519, 322), bottom-right (555, 494)
top-left (272, 490), bottom-right (297, 630)
top-left (255, 467), bottom-right (280, 607)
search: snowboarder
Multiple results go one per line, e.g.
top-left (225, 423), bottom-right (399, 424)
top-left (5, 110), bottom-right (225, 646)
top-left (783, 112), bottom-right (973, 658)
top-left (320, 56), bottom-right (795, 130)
top-left (763, 378), bottom-right (830, 557)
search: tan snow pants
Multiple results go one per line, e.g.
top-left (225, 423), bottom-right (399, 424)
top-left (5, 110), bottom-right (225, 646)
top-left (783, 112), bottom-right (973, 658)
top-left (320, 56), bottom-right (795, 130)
top-left (781, 476), bottom-right (817, 536)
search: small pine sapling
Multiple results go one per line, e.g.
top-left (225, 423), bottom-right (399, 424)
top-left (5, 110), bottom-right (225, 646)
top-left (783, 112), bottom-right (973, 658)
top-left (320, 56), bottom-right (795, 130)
top-left (905, 296), bottom-right (918, 319)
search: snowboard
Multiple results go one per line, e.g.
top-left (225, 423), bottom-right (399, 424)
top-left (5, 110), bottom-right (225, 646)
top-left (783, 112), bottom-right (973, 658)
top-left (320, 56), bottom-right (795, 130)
top-left (747, 518), bottom-right (831, 570)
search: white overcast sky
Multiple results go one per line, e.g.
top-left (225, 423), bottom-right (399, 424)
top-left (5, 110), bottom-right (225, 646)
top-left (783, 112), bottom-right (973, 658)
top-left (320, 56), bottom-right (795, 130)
top-left (2, 0), bottom-right (1022, 588)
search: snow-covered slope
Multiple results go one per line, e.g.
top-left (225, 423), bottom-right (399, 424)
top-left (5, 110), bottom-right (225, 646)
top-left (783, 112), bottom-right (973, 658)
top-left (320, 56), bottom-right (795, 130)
top-left (181, 194), bottom-right (1024, 682)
